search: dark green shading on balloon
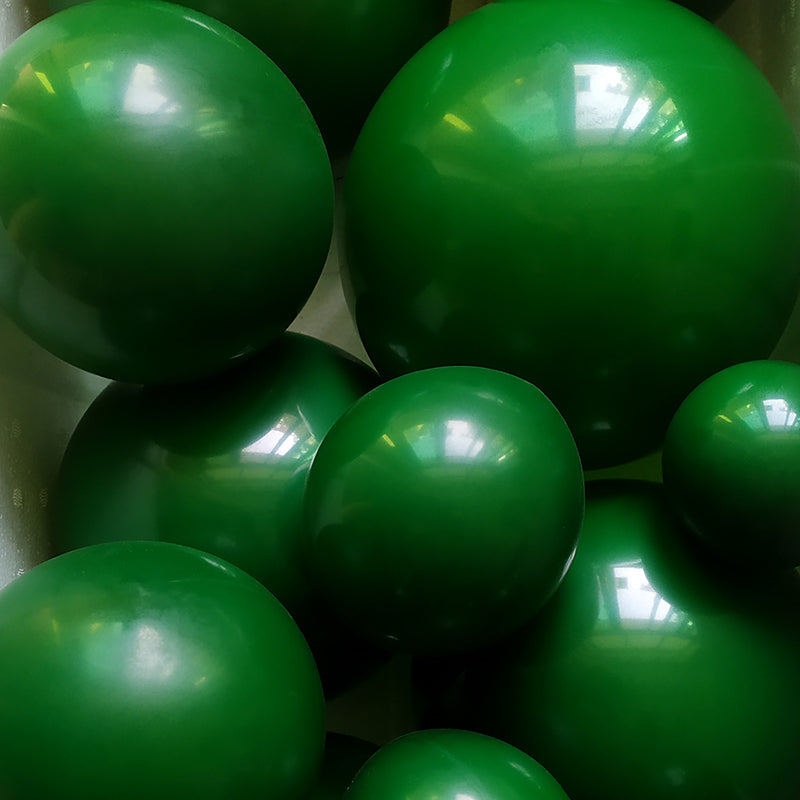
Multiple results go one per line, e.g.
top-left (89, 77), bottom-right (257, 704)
top-left (0, 541), bottom-right (326, 800)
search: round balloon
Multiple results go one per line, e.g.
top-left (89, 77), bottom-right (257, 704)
top-left (303, 366), bottom-right (584, 655)
top-left (342, 0), bottom-right (800, 469)
top-left (56, 333), bottom-right (384, 696)
top-left (459, 481), bottom-right (800, 800)
top-left (500, 0), bottom-right (734, 23)
top-left (43, 0), bottom-right (452, 163)
top-left (0, 541), bottom-right (326, 800)
top-left (345, 729), bottom-right (570, 800)
top-left (663, 359), bottom-right (800, 569)
top-left (0, 0), bottom-right (333, 383)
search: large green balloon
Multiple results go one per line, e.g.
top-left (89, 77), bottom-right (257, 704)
top-left (343, 0), bottom-right (800, 469)
top-left (303, 366), bottom-right (584, 656)
top-left (44, 0), bottom-right (452, 163)
top-left (501, 0), bottom-right (734, 23)
top-left (0, 541), bottom-right (326, 800)
top-left (56, 333), bottom-right (384, 696)
top-left (0, 0), bottom-right (333, 383)
top-left (345, 729), bottom-right (570, 800)
top-left (460, 481), bottom-right (800, 800)
top-left (663, 359), bottom-right (800, 569)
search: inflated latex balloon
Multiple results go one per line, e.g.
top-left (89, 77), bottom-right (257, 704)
top-left (501, 0), bottom-right (734, 23)
top-left (0, 0), bottom-right (333, 383)
top-left (0, 541), bottom-right (326, 800)
top-left (311, 733), bottom-right (377, 800)
top-left (56, 333), bottom-right (384, 696)
top-left (44, 0), bottom-right (451, 162)
top-left (343, 0), bottom-right (800, 469)
top-left (663, 360), bottom-right (800, 569)
top-left (344, 729), bottom-right (570, 800)
top-left (303, 366), bottom-right (584, 655)
top-left (459, 481), bottom-right (800, 800)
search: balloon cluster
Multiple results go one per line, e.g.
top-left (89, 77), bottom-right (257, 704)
top-left (0, 1), bottom-right (798, 799)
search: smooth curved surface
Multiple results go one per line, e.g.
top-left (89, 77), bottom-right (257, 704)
top-left (343, 0), bottom-right (800, 469)
top-left (0, 0), bottom-right (333, 383)
top-left (44, 0), bottom-right (451, 163)
top-left (461, 481), bottom-right (800, 800)
top-left (346, 729), bottom-right (570, 800)
top-left (303, 366), bottom-right (584, 655)
top-left (56, 332), bottom-right (384, 697)
top-left (0, 541), bottom-right (326, 800)
top-left (663, 359), bottom-right (800, 568)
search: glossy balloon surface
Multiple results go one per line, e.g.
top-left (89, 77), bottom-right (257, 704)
top-left (44, 0), bottom-right (451, 163)
top-left (501, 0), bottom-right (734, 23)
top-left (0, 0), bottom-right (333, 383)
top-left (310, 733), bottom-right (377, 800)
top-left (460, 481), bottom-right (800, 800)
top-left (663, 359), bottom-right (800, 568)
top-left (0, 541), bottom-right (326, 800)
top-left (303, 366), bottom-right (584, 655)
top-left (343, 0), bottom-right (800, 468)
top-left (345, 729), bottom-right (570, 800)
top-left (56, 333), bottom-right (383, 696)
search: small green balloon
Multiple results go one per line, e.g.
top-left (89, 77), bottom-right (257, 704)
top-left (343, 0), bottom-right (800, 468)
top-left (0, 541), bottom-right (326, 800)
top-left (0, 0), bottom-right (333, 383)
top-left (56, 333), bottom-right (384, 697)
top-left (663, 359), bottom-right (800, 569)
top-left (345, 729), bottom-right (570, 800)
top-left (303, 366), bottom-right (584, 656)
top-left (460, 481), bottom-right (800, 800)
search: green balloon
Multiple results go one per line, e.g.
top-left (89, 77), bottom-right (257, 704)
top-left (343, 0), bottom-right (800, 469)
top-left (310, 733), bottom-right (377, 800)
top-left (460, 481), bottom-right (800, 800)
top-left (0, 0), bottom-right (333, 383)
top-left (501, 0), bottom-right (734, 23)
top-left (43, 0), bottom-right (451, 163)
top-left (0, 541), bottom-right (326, 800)
top-left (663, 359), bottom-right (800, 569)
top-left (303, 366), bottom-right (584, 656)
top-left (345, 729), bottom-right (570, 800)
top-left (56, 333), bottom-right (384, 696)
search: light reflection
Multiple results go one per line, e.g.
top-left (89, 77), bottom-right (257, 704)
top-left (573, 64), bottom-right (687, 149)
top-left (122, 63), bottom-right (181, 116)
top-left (126, 622), bottom-right (178, 682)
top-left (597, 560), bottom-right (691, 633)
top-left (732, 398), bottom-right (800, 432)
top-left (401, 418), bottom-right (517, 466)
top-left (240, 413), bottom-right (317, 462)
top-left (443, 112), bottom-right (473, 133)
top-left (34, 71), bottom-right (55, 95)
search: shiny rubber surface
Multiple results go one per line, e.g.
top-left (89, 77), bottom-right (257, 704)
top-left (663, 359), bottom-right (800, 568)
top-left (310, 733), bottom-right (377, 800)
top-left (502, 0), bottom-right (734, 23)
top-left (343, 0), bottom-right (800, 469)
top-left (0, 541), bottom-right (326, 800)
top-left (57, 333), bottom-right (376, 612)
top-left (462, 481), bottom-right (800, 800)
top-left (56, 333), bottom-right (383, 696)
top-left (45, 0), bottom-right (451, 162)
top-left (0, 0), bottom-right (333, 383)
top-left (345, 729), bottom-right (570, 800)
top-left (303, 366), bottom-right (584, 656)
